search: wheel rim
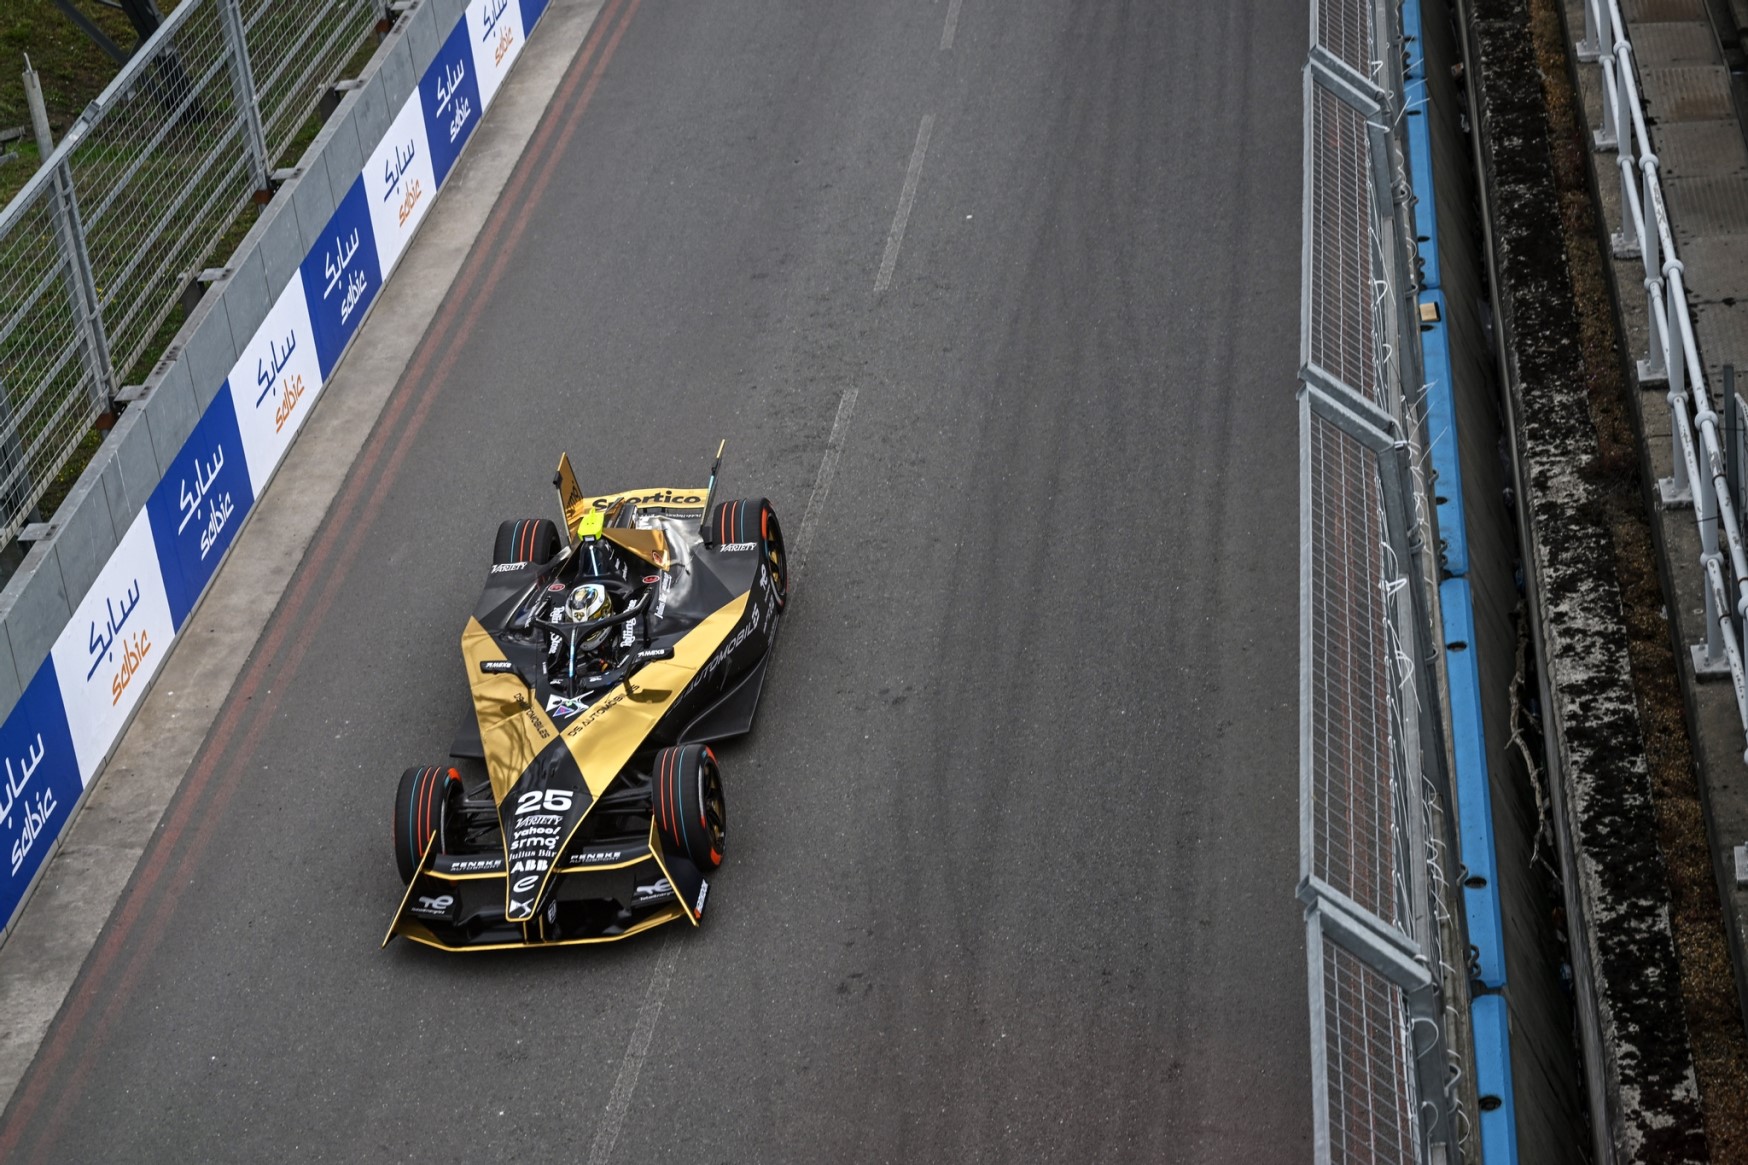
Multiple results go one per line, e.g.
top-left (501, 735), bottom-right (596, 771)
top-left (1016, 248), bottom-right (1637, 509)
top-left (762, 506), bottom-right (787, 606)
top-left (699, 752), bottom-right (726, 864)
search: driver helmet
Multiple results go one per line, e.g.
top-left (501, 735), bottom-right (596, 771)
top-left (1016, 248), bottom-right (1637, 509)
top-left (565, 583), bottom-right (613, 651)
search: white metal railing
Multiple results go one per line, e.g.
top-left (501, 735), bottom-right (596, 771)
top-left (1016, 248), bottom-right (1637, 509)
top-left (1578, 0), bottom-right (1748, 750)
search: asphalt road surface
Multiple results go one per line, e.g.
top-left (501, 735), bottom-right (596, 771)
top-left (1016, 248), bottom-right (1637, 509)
top-left (2, 0), bottom-right (1307, 1159)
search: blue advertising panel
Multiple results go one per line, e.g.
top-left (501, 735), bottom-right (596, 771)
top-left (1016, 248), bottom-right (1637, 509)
top-left (421, 18), bottom-right (483, 189)
top-left (147, 389), bottom-right (256, 629)
top-left (521, 0), bottom-right (551, 32)
top-left (297, 178), bottom-right (383, 380)
top-left (0, 662), bottom-right (83, 931)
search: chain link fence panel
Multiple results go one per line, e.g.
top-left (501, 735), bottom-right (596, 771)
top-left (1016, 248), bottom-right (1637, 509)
top-left (0, 0), bottom-right (379, 546)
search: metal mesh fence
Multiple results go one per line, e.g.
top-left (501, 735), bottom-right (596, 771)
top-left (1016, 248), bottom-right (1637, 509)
top-left (1307, 409), bottom-right (1400, 927)
top-left (1315, 0), bottom-right (1376, 86)
top-left (1299, 0), bottom-right (1468, 1160)
top-left (72, 1), bottom-right (251, 382)
top-left (244, 0), bottom-right (378, 162)
top-left (0, 180), bottom-right (102, 528)
top-left (1307, 85), bottom-right (1381, 410)
top-left (0, 0), bottom-right (378, 543)
top-left (1320, 934), bottom-right (1420, 1165)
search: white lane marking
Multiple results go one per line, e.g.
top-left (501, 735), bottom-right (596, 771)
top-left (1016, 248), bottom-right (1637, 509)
top-left (792, 384), bottom-right (859, 593)
top-left (940, 0), bottom-right (964, 51)
top-left (874, 114), bottom-right (935, 293)
top-left (585, 385), bottom-right (856, 1162)
top-left (587, 932), bottom-right (680, 1165)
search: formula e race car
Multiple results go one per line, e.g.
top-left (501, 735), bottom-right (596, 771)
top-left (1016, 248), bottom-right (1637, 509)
top-left (382, 446), bottom-right (785, 951)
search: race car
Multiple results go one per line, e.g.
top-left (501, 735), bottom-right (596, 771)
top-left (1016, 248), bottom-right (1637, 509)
top-left (382, 446), bottom-right (785, 951)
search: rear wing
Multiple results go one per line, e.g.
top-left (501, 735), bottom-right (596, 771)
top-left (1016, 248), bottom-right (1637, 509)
top-left (553, 452), bottom-right (717, 546)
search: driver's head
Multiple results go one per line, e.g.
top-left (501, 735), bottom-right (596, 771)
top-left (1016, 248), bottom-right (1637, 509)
top-left (566, 583), bottom-right (613, 650)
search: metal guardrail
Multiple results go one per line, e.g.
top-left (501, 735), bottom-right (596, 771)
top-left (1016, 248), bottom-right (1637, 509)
top-left (1299, 1), bottom-right (1475, 1161)
top-left (0, 0), bottom-right (378, 546)
top-left (1576, 0), bottom-right (1748, 750)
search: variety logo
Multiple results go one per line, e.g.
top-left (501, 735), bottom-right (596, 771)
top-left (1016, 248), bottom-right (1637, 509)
top-left (491, 561), bottom-right (528, 573)
top-left (718, 542), bottom-right (756, 553)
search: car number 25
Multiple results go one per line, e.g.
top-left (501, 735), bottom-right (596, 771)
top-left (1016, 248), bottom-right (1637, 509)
top-left (516, 788), bottom-right (574, 814)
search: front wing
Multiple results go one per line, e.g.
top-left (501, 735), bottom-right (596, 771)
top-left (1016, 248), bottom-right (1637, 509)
top-left (382, 822), bottom-right (711, 951)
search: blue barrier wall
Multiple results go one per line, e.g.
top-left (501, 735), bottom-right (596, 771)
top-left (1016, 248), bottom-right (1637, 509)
top-left (1405, 0), bottom-right (1520, 1159)
top-left (0, 0), bottom-right (556, 934)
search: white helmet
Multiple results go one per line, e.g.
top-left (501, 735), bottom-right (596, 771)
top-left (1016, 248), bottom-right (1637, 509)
top-left (565, 583), bottom-right (613, 650)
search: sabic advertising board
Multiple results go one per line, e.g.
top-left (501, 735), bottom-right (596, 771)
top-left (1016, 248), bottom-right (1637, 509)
top-left (520, 0), bottom-right (552, 33)
top-left (146, 390), bottom-right (256, 629)
top-left (0, 665), bottom-right (82, 930)
top-left (420, 18), bottom-right (482, 190)
top-left (366, 90), bottom-right (438, 277)
top-left (229, 275), bottom-right (326, 498)
top-left (298, 179), bottom-right (383, 381)
top-left (50, 512), bottom-right (175, 782)
top-left (468, 0), bottom-right (527, 110)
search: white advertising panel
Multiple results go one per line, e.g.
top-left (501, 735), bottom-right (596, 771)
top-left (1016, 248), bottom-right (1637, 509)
top-left (51, 512), bottom-right (176, 782)
top-left (365, 89), bottom-right (438, 277)
top-left (468, 0), bottom-right (527, 110)
top-left (227, 275), bottom-right (325, 497)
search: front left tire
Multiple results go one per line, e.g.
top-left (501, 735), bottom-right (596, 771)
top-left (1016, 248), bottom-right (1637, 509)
top-left (393, 765), bottom-right (462, 884)
top-left (652, 744), bottom-right (726, 872)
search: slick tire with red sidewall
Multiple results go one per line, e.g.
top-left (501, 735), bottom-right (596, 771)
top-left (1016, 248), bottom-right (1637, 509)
top-left (393, 765), bottom-right (461, 884)
top-left (707, 497), bottom-right (786, 609)
top-left (492, 518), bottom-right (560, 568)
top-left (652, 744), bottom-right (726, 872)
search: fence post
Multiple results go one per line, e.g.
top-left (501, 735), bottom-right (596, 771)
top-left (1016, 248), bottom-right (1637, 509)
top-left (1640, 160), bottom-right (1667, 385)
top-left (216, 0), bottom-right (272, 193)
top-left (1728, 368), bottom-right (1740, 519)
top-left (1577, 0), bottom-right (1602, 60)
top-left (23, 58), bottom-right (114, 415)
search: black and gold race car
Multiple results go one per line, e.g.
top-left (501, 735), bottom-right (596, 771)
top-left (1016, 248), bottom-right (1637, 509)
top-left (382, 447), bottom-right (785, 951)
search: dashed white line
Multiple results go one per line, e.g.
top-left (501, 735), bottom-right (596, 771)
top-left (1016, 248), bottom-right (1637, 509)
top-left (586, 381), bottom-right (857, 1162)
top-left (587, 932), bottom-right (680, 1165)
top-left (792, 384), bottom-right (859, 592)
top-left (874, 114), bottom-right (935, 293)
top-left (940, 0), bottom-right (964, 51)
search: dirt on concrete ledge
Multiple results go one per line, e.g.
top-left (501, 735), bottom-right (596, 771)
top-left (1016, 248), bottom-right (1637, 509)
top-left (1468, 0), bottom-right (1711, 1157)
top-left (1529, 0), bottom-right (1748, 1157)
